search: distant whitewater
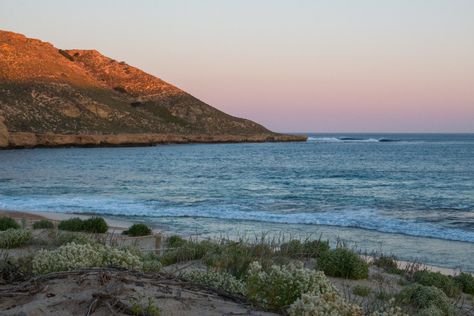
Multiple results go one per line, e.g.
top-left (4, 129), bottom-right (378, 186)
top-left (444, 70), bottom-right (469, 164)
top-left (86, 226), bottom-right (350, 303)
top-left (307, 136), bottom-right (400, 143)
top-left (1, 133), bottom-right (473, 270)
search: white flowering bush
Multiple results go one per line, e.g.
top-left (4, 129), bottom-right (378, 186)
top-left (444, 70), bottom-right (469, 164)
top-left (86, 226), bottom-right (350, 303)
top-left (33, 242), bottom-right (142, 274)
top-left (183, 269), bottom-right (246, 295)
top-left (288, 292), bottom-right (363, 316)
top-left (139, 252), bottom-right (162, 273)
top-left (100, 246), bottom-right (142, 269)
top-left (245, 261), bottom-right (335, 310)
top-left (33, 242), bottom-right (100, 274)
top-left (0, 228), bottom-right (32, 248)
top-left (142, 258), bottom-right (162, 273)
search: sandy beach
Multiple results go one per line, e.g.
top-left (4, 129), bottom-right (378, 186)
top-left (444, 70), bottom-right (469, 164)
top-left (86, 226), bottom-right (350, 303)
top-left (0, 208), bottom-right (465, 277)
top-left (0, 209), bottom-right (133, 232)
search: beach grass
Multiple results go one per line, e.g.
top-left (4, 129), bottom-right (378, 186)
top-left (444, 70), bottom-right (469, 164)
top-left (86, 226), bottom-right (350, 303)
top-left (0, 212), bottom-right (473, 315)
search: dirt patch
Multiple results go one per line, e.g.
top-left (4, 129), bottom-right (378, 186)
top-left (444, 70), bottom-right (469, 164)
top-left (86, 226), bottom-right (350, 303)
top-left (0, 268), bottom-right (275, 316)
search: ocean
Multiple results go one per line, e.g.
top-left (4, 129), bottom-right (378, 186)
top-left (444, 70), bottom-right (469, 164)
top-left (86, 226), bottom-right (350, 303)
top-left (1, 133), bottom-right (473, 270)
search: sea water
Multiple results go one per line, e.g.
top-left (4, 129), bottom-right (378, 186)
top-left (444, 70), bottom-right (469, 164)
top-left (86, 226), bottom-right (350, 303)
top-left (0, 134), bottom-right (473, 270)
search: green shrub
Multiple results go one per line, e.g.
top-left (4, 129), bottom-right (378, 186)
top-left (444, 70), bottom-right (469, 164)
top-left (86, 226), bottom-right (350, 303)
top-left (32, 220), bottom-right (54, 229)
top-left (160, 240), bottom-right (216, 266)
top-left (453, 272), bottom-right (474, 295)
top-left (317, 247), bottom-right (369, 279)
top-left (302, 239), bottom-right (330, 258)
top-left (0, 217), bottom-right (20, 231)
top-left (0, 229), bottom-right (32, 248)
top-left (279, 239), bottom-right (330, 259)
top-left (397, 284), bottom-right (456, 316)
top-left (183, 269), bottom-right (246, 295)
top-left (167, 235), bottom-right (187, 248)
top-left (246, 261), bottom-right (335, 310)
top-left (58, 217), bottom-right (84, 231)
top-left (160, 246), bottom-right (194, 266)
top-left (416, 306), bottom-right (445, 316)
top-left (142, 259), bottom-right (162, 273)
top-left (279, 239), bottom-right (304, 257)
top-left (32, 242), bottom-right (142, 274)
top-left (54, 232), bottom-right (93, 246)
top-left (58, 217), bottom-right (108, 233)
top-left (373, 255), bottom-right (402, 274)
top-left (413, 270), bottom-right (461, 297)
top-left (203, 240), bottom-right (274, 278)
top-left (195, 240), bottom-right (221, 257)
top-left (288, 292), bottom-right (363, 316)
top-left (140, 253), bottom-right (162, 273)
top-left (370, 299), bottom-right (408, 316)
top-left (130, 296), bottom-right (160, 316)
top-left (122, 223), bottom-right (151, 237)
top-left (352, 285), bottom-right (372, 297)
top-left (82, 217), bottom-right (108, 233)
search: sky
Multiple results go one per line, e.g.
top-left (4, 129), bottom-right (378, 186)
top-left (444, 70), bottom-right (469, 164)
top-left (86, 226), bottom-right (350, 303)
top-left (1, 0), bottom-right (473, 132)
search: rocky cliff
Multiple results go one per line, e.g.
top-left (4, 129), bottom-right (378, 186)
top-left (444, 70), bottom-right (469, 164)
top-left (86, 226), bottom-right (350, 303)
top-left (0, 30), bottom-right (306, 148)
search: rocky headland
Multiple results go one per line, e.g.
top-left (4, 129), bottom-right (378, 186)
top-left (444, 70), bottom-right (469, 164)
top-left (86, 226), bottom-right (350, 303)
top-left (0, 30), bottom-right (306, 149)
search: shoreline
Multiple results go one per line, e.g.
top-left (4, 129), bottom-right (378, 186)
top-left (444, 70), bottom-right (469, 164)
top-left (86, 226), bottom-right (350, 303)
top-left (1, 132), bottom-right (308, 149)
top-left (0, 208), bottom-right (466, 276)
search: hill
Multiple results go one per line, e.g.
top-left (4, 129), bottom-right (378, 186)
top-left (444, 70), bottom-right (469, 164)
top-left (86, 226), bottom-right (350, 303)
top-left (0, 30), bottom-right (305, 148)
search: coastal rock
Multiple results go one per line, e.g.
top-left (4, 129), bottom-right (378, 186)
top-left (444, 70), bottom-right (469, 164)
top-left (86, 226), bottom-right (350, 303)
top-left (7, 132), bottom-right (306, 148)
top-left (0, 30), bottom-right (306, 149)
top-left (0, 116), bottom-right (8, 147)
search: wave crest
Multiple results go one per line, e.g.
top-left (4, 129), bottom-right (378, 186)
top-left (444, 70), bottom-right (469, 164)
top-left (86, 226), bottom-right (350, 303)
top-left (307, 136), bottom-right (399, 143)
top-left (1, 196), bottom-right (472, 243)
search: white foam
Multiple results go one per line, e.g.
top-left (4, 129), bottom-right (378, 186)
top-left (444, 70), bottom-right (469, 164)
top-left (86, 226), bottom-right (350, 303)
top-left (307, 137), bottom-right (341, 142)
top-left (307, 136), bottom-right (398, 143)
top-left (1, 195), bottom-right (473, 243)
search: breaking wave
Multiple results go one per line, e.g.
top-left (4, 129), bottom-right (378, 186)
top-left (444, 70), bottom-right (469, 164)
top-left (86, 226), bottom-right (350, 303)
top-left (307, 136), bottom-right (399, 143)
top-left (1, 196), bottom-right (473, 243)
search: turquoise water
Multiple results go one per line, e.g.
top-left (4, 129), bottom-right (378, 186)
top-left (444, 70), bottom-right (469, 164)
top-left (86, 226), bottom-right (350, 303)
top-left (0, 134), bottom-right (473, 270)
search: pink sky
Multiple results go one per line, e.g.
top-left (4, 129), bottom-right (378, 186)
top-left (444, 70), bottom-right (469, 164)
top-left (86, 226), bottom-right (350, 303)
top-left (1, 0), bottom-right (473, 132)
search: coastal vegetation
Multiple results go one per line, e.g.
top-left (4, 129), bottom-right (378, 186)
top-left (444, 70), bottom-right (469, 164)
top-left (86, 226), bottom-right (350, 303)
top-left (372, 254), bottom-right (402, 275)
top-left (32, 242), bottom-right (142, 274)
top-left (0, 216), bottom-right (20, 230)
top-left (413, 270), bottom-right (461, 297)
top-left (245, 261), bottom-right (354, 312)
top-left (397, 284), bottom-right (456, 315)
top-left (58, 217), bottom-right (108, 233)
top-left (454, 272), bottom-right (474, 295)
top-left (129, 295), bottom-right (161, 316)
top-left (317, 246), bottom-right (369, 279)
top-left (57, 217), bottom-right (85, 231)
top-left (0, 228), bottom-right (32, 248)
top-left (32, 219), bottom-right (54, 229)
top-left (279, 238), bottom-right (330, 259)
top-left (122, 223), bottom-right (152, 237)
top-left (0, 214), bottom-right (473, 315)
top-left (182, 269), bottom-right (246, 295)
